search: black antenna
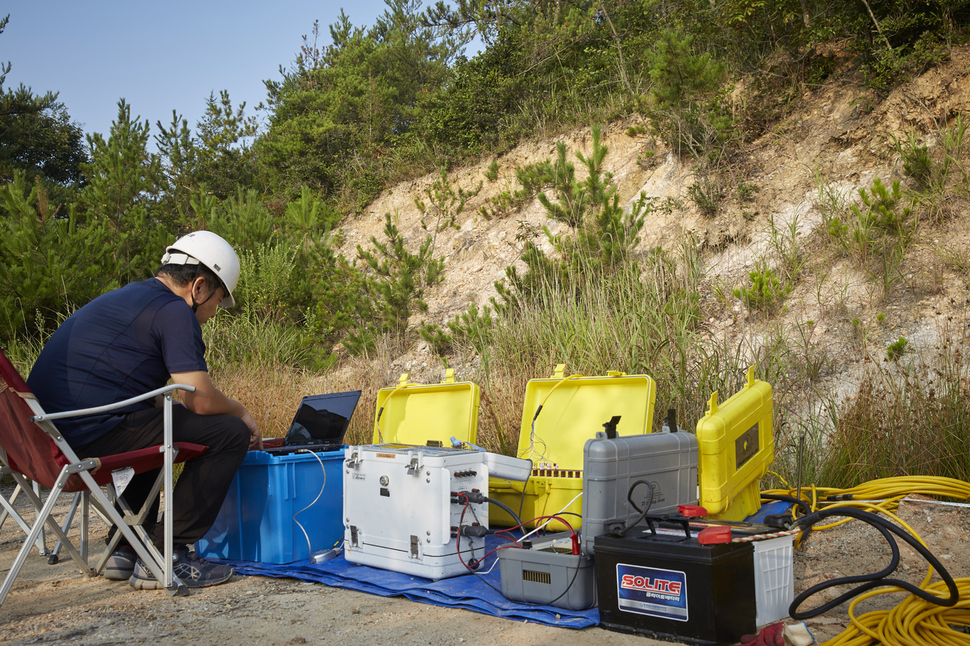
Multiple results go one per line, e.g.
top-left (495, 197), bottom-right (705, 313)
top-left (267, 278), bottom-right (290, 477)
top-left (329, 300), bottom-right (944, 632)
top-left (663, 408), bottom-right (677, 432)
top-left (602, 415), bottom-right (621, 439)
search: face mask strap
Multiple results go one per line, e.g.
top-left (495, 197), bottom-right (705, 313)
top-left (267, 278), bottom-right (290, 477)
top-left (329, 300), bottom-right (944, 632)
top-left (190, 268), bottom-right (214, 313)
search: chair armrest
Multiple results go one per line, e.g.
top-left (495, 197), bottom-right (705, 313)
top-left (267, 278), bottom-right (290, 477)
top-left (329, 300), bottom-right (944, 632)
top-left (30, 384), bottom-right (196, 422)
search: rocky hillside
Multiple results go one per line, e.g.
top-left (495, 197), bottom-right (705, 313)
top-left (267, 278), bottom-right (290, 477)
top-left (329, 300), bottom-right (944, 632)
top-left (335, 45), bottom-right (970, 400)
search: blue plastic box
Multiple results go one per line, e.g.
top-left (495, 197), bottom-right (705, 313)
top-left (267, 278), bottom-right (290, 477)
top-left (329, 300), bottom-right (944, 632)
top-left (197, 448), bottom-right (344, 564)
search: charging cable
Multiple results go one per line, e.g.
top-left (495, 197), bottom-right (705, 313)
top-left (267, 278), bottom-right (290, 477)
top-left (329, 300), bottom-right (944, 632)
top-left (789, 506), bottom-right (958, 620)
top-left (608, 480), bottom-right (655, 537)
top-left (293, 449), bottom-right (327, 562)
top-left (518, 491), bottom-right (583, 543)
top-left (524, 373), bottom-right (582, 466)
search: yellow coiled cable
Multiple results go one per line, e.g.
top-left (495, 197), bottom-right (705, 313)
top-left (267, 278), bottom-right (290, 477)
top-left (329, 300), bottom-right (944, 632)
top-left (761, 475), bottom-right (970, 645)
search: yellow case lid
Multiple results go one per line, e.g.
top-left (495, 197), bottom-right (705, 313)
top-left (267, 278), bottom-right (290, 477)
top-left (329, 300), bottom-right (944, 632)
top-left (696, 366), bottom-right (774, 518)
top-left (371, 369), bottom-right (481, 446)
top-left (515, 364), bottom-right (656, 470)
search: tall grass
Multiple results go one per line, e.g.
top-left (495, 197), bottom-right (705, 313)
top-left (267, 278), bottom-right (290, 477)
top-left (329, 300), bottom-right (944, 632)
top-left (472, 236), bottom-right (794, 457)
top-left (3, 333), bottom-right (46, 378)
top-left (817, 331), bottom-right (970, 486)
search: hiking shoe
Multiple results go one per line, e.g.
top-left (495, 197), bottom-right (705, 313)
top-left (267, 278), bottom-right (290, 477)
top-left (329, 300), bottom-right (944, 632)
top-left (103, 545), bottom-right (137, 580)
top-left (129, 546), bottom-right (234, 590)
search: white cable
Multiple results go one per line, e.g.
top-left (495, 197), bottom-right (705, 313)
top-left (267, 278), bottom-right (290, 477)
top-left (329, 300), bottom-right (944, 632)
top-left (518, 491), bottom-right (584, 543)
top-left (881, 498), bottom-right (970, 509)
top-left (293, 449), bottom-right (327, 559)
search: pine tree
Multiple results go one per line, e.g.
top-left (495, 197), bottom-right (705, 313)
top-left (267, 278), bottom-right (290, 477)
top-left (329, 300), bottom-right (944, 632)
top-left (0, 172), bottom-right (119, 341)
top-left (80, 100), bottom-right (165, 282)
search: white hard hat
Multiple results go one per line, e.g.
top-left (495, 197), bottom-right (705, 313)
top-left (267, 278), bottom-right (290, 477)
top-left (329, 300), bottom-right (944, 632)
top-left (160, 231), bottom-right (239, 308)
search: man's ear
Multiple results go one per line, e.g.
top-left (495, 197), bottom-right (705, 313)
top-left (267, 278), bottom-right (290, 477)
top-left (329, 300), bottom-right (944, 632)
top-left (191, 275), bottom-right (208, 295)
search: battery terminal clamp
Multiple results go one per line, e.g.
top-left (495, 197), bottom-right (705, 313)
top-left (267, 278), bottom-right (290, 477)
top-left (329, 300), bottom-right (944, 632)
top-left (677, 504), bottom-right (708, 518)
top-left (697, 525), bottom-right (733, 544)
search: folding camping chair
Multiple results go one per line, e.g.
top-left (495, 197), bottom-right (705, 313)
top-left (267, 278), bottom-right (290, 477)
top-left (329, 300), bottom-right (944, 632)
top-left (0, 347), bottom-right (208, 606)
top-left (0, 465), bottom-right (55, 557)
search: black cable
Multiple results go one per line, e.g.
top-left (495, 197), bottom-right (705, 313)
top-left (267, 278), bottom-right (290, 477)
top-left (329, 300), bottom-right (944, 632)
top-left (611, 480), bottom-right (655, 537)
top-left (485, 496), bottom-right (524, 529)
top-left (789, 507), bottom-right (959, 620)
top-left (455, 499), bottom-right (486, 572)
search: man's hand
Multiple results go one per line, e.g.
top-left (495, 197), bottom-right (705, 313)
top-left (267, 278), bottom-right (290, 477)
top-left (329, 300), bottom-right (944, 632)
top-left (242, 411), bottom-right (262, 450)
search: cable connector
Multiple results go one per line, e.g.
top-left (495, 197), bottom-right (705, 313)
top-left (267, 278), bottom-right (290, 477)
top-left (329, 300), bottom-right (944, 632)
top-left (311, 547), bottom-right (343, 563)
top-left (459, 524), bottom-right (488, 538)
top-left (452, 490), bottom-right (487, 504)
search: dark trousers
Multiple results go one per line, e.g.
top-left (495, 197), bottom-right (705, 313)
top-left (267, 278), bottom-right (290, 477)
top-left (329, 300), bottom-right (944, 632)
top-left (77, 405), bottom-right (250, 549)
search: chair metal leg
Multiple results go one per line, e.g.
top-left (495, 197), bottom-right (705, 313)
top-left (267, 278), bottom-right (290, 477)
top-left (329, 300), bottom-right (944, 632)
top-left (0, 466), bottom-right (22, 531)
top-left (10, 474), bottom-right (92, 568)
top-left (77, 470), bottom-right (188, 597)
top-left (0, 479), bottom-right (31, 537)
top-left (80, 490), bottom-right (89, 563)
top-left (0, 470), bottom-right (93, 606)
top-left (48, 491), bottom-right (83, 565)
top-left (30, 481), bottom-right (50, 557)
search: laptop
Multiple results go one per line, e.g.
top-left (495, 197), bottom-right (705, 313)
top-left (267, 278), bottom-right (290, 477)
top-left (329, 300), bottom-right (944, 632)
top-left (261, 390), bottom-right (362, 456)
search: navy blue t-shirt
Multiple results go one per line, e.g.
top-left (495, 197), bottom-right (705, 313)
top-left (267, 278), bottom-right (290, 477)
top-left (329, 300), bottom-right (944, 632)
top-left (27, 278), bottom-right (208, 447)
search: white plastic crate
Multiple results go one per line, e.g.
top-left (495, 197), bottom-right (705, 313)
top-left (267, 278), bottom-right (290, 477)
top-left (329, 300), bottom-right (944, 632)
top-left (753, 535), bottom-right (794, 626)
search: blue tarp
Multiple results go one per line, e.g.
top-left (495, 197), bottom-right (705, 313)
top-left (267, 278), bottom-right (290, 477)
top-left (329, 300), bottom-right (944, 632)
top-left (220, 534), bottom-right (599, 629)
top-left (218, 505), bottom-right (794, 629)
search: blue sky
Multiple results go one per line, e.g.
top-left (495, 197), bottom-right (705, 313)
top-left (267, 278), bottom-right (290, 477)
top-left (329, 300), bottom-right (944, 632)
top-left (2, 1), bottom-right (397, 144)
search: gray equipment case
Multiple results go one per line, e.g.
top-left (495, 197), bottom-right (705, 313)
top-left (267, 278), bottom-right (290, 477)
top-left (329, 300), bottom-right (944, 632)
top-left (580, 429), bottom-right (699, 555)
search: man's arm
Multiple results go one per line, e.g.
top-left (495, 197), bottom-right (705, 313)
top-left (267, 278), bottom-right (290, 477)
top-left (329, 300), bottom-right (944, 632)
top-left (170, 370), bottom-right (262, 449)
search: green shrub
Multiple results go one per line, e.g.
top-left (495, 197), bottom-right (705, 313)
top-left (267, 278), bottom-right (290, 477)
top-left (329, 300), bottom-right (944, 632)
top-left (732, 261), bottom-right (793, 312)
top-left (485, 160), bottom-right (500, 182)
top-left (349, 212), bottom-right (446, 353)
top-left (688, 175), bottom-right (725, 218)
top-left (0, 172), bottom-right (121, 341)
top-left (886, 336), bottom-right (909, 362)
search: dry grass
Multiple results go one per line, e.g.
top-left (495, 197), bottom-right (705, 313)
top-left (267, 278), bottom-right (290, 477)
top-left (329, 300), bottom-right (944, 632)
top-left (210, 355), bottom-right (389, 444)
top-left (473, 367), bottom-right (532, 456)
top-left (820, 335), bottom-right (970, 486)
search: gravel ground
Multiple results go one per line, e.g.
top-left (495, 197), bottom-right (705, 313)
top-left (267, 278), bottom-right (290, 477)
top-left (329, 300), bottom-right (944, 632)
top-left (2, 484), bottom-right (968, 645)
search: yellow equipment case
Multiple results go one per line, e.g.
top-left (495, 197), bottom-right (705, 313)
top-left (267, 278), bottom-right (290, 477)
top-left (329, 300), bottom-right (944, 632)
top-left (696, 367), bottom-right (774, 521)
top-left (489, 365), bottom-right (656, 530)
top-left (370, 369), bottom-right (480, 446)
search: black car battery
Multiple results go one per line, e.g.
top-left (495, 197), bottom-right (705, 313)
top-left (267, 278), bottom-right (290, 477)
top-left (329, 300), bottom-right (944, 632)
top-left (594, 517), bottom-right (759, 646)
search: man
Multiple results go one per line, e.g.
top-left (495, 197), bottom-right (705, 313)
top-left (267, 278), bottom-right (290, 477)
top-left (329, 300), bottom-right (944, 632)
top-left (27, 231), bottom-right (261, 589)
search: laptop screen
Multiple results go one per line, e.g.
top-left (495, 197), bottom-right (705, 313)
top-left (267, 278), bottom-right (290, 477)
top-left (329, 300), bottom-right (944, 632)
top-left (284, 390), bottom-right (362, 447)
